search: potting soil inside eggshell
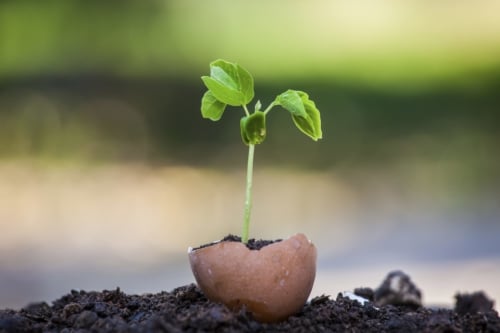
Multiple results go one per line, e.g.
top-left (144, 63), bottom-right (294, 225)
top-left (192, 234), bottom-right (283, 251)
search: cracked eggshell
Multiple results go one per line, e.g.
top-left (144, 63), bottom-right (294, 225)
top-left (188, 233), bottom-right (317, 322)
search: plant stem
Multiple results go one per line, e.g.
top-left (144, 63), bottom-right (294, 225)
top-left (263, 101), bottom-right (276, 115)
top-left (243, 104), bottom-right (250, 117)
top-left (242, 143), bottom-right (255, 244)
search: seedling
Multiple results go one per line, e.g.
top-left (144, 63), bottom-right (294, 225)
top-left (201, 59), bottom-right (322, 244)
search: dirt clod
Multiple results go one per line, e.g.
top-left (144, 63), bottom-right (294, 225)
top-left (373, 270), bottom-right (422, 308)
top-left (455, 291), bottom-right (495, 315)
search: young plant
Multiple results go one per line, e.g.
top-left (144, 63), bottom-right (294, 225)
top-left (201, 59), bottom-right (322, 244)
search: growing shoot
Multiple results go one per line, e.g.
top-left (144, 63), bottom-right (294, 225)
top-left (201, 59), bottom-right (322, 243)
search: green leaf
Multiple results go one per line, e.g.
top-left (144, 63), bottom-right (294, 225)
top-left (212, 59), bottom-right (254, 104)
top-left (201, 59), bottom-right (254, 106)
top-left (210, 64), bottom-right (238, 90)
top-left (240, 111), bottom-right (266, 145)
top-left (292, 91), bottom-right (323, 141)
top-left (275, 89), bottom-right (322, 141)
top-left (240, 117), bottom-right (250, 145)
top-left (201, 90), bottom-right (227, 121)
top-left (201, 76), bottom-right (244, 106)
top-left (254, 100), bottom-right (262, 112)
top-left (275, 89), bottom-right (307, 117)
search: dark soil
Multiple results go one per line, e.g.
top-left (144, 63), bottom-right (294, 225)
top-left (1, 272), bottom-right (498, 333)
top-left (193, 235), bottom-right (282, 251)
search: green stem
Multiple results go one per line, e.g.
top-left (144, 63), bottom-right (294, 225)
top-left (242, 143), bottom-right (255, 244)
top-left (242, 104), bottom-right (251, 117)
top-left (263, 101), bottom-right (277, 115)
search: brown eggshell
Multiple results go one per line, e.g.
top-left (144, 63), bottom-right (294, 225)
top-left (188, 233), bottom-right (317, 322)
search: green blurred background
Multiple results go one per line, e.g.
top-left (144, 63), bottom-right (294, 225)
top-left (1, 0), bottom-right (499, 309)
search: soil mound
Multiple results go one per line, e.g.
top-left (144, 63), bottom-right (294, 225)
top-left (1, 271), bottom-right (498, 332)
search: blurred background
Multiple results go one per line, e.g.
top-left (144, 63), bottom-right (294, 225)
top-left (1, 0), bottom-right (500, 309)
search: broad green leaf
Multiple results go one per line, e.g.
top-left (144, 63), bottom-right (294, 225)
top-left (234, 63), bottom-right (254, 104)
top-left (292, 91), bottom-right (323, 141)
top-left (211, 59), bottom-right (254, 104)
top-left (201, 59), bottom-right (254, 106)
top-left (240, 111), bottom-right (266, 145)
top-left (210, 65), bottom-right (238, 90)
top-left (201, 76), bottom-right (244, 106)
top-left (274, 89), bottom-right (306, 117)
top-left (201, 90), bottom-right (227, 121)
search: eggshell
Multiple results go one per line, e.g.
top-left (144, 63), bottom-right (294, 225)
top-left (188, 233), bottom-right (317, 322)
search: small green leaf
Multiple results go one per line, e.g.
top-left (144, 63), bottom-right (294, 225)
top-left (201, 90), bottom-right (227, 121)
top-left (254, 100), bottom-right (262, 112)
top-left (275, 89), bottom-right (307, 117)
top-left (275, 89), bottom-right (322, 141)
top-left (240, 111), bottom-right (266, 145)
top-left (201, 59), bottom-right (254, 106)
top-left (292, 91), bottom-right (323, 141)
top-left (240, 117), bottom-right (250, 145)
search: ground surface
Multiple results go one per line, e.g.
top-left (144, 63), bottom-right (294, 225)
top-left (0, 282), bottom-right (498, 332)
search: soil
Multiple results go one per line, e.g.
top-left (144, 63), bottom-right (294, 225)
top-left (193, 235), bottom-right (282, 251)
top-left (1, 272), bottom-right (498, 333)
